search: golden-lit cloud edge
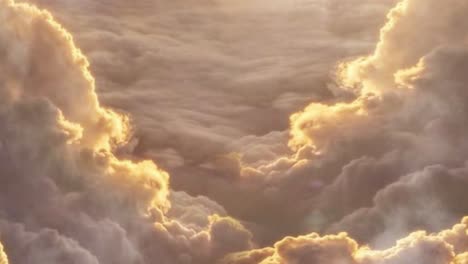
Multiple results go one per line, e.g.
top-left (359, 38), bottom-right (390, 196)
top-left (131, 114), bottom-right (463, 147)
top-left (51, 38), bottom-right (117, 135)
top-left (223, 217), bottom-right (468, 264)
top-left (0, 242), bottom-right (8, 264)
top-left (2, 0), bottom-right (468, 263)
top-left (1, 0), bottom-right (170, 212)
top-left (229, 0), bottom-right (468, 262)
top-left (0, 0), bottom-right (255, 263)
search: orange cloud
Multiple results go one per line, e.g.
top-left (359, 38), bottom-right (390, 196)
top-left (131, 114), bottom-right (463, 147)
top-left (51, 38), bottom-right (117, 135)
top-left (223, 217), bottom-right (468, 264)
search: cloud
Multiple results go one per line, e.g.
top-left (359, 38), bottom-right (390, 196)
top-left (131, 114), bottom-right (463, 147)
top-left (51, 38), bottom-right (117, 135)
top-left (325, 0), bottom-right (398, 38)
top-left (4, 0), bottom-right (468, 262)
top-left (0, 1), bottom-right (254, 263)
top-left (15, 0), bottom-right (397, 242)
top-left (0, 221), bottom-right (100, 264)
top-left (327, 164), bottom-right (468, 246)
top-left (235, 0), bottom-right (468, 245)
top-left (223, 218), bottom-right (468, 264)
top-left (308, 0), bottom-right (468, 243)
top-left (0, 242), bottom-right (8, 264)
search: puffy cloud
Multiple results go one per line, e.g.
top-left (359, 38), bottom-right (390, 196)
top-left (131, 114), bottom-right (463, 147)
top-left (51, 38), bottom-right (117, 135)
top-left (224, 217), bottom-right (468, 264)
top-left (0, 0), bottom-right (130, 151)
top-left (15, 0), bottom-right (397, 241)
top-left (258, 0), bottom-right (468, 245)
top-left (122, 0), bottom-right (468, 251)
top-left (0, 0), bottom-right (253, 263)
top-left (4, 0), bottom-right (468, 262)
top-left (0, 221), bottom-right (100, 264)
top-left (327, 164), bottom-right (468, 246)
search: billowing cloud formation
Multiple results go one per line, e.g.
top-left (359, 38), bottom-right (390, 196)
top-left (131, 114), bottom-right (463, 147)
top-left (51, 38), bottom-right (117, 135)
top-left (17, 0), bottom-right (396, 242)
top-left (232, 0), bottom-right (468, 255)
top-left (4, 0), bottom-right (468, 263)
top-left (0, 1), bottom-right (254, 263)
top-left (303, 0), bottom-right (468, 243)
top-left (213, 0), bottom-right (468, 246)
top-left (223, 217), bottom-right (468, 264)
top-left (0, 0), bottom-right (169, 211)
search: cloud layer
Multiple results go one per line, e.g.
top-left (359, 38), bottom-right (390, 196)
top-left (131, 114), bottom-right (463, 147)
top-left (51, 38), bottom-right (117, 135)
top-left (224, 218), bottom-right (468, 264)
top-left (2, 0), bottom-right (468, 263)
top-left (18, 1), bottom-right (396, 240)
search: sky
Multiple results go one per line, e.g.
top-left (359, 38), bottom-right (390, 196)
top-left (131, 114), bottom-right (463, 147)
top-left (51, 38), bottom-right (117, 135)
top-left (1, 0), bottom-right (468, 263)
